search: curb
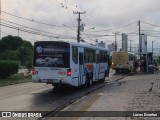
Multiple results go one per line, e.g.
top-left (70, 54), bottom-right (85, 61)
top-left (0, 79), bottom-right (31, 87)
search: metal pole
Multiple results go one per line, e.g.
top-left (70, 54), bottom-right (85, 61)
top-left (152, 41), bottom-right (153, 53)
top-left (113, 32), bottom-right (119, 51)
top-left (130, 41), bottom-right (131, 51)
top-left (77, 12), bottom-right (80, 43)
top-left (18, 27), bottom-right (19, 37)
top-left (138, 20), bottom-right (141, 53)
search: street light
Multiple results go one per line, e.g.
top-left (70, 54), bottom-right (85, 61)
top-left (84, 27), bottom-right (95, 31)
top-left (152, 41), bottom-right (153, 53)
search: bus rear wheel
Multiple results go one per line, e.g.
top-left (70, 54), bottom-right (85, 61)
top-left (116, 69), bottom-right (119, 73)
top-left (101, 74), bottom-right (106, 82)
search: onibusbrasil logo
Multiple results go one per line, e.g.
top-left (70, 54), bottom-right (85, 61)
top-left (1, 112), bottom-right (42, 118)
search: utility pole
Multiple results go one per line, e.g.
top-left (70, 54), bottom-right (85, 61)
top-left (138, 20), bottom-right (141, 53)
top-left (152, 41), bottom-right (153, 53)
top-left (18, 27), bottom-right (20, 37)
top-left (73, 11), bottom-right (86, 43)
top-left (113, 32), bottom-right (119, 51)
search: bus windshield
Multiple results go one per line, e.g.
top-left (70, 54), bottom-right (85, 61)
top-left (33, 41), bottom-right (70, 68)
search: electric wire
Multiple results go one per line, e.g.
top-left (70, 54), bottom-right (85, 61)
top-left (1, 18), bottom-right (75, 38)
top-left (1, 22), bottom-right (76, 39)
top-left (1, 11), bottom-right (65, 27)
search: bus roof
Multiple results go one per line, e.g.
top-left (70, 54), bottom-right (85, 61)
top-left (35, 41), bottom-right (109, 52)
top-left (112, 51), bottom-right (136, 54)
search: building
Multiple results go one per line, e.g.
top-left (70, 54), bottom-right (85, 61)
top-left (107, 43), bottom-right (115, 52)
top-left (122, 33), bottom-right (128, 51)
top-left (140, 34), bottom-right (147, 52)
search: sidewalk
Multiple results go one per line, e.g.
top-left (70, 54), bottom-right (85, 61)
top-left (46, 70), bottom-right (160, 120)
top-left (78, 70), bottom-right (160, 120)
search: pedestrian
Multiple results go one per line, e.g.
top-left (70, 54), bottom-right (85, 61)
top-left (140, 60), bottom-right (144, 72)
top-left (153, 59), bottom-right (157, 70)
top-left (133, 59), bottom-right (139, 73)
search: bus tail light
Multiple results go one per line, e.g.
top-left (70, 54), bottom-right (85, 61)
top-left (31, 68), bottom-right (35, 75)
top-left (67, 68), bottom-right (71, 76)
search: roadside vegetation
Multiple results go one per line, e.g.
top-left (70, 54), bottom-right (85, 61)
top-left (0, 74), bottom-right (31, 87)
top-left (0, 35), bottom-right (33, 86)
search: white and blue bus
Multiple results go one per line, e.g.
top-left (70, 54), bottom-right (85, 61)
top-left (32, 41), bottom-right (110, 87)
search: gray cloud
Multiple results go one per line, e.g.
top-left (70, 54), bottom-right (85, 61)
top-left (1, 0), bottom-right (160, 51)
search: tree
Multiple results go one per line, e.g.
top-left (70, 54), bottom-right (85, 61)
top-left (0, 35), bottom-right (33, 66)
top-left (0, 60), bottom-right (18, 78)
top-left (16, 46), bottom-right (32, 65)
top-left (0, 35), bottom-right (23, 51)
top-left (0, 50), bottom-right (17, 60)
top-left (23, 40), bottom-right (33, 50)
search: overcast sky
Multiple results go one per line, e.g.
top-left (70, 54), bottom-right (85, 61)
top-left (1, 0), bottom-right (160, 52)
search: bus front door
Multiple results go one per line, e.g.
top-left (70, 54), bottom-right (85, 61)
top-left (79, 52), bottom-right (84, 86)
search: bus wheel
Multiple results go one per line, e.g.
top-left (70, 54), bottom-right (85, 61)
top-left (116, 69), bottom-right (119, 73)
top-left (53, 84), bottom-right (59, 89)
top-left (101, 75), bottom-right (105, 82)
top-left (105, 70), bottom-right (109, 77)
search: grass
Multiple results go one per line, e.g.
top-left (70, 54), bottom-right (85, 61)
top-left (0, 74), bottom-right (32, 87)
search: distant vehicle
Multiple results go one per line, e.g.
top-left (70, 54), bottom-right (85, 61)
top-left (32, 41), bottom-right (110, 87)
top-left (111, 51), bottom-right (137, 73)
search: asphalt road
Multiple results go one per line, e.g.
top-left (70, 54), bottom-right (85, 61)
top-left (0, 82), bottom-right (53, 111)
top-left (0, 69), bottom-right (120, 112)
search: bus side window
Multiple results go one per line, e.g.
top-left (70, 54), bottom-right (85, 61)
top-left (72, 46), bottom-right (78, 64)
top-left (104, 52), bottom-right (108, 62)
top-left (100, 51), bottom-right (105, 63)
top-left (79, 53), bottom-right (84, 65)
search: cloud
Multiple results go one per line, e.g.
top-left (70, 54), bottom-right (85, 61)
top-left (1, 0), bottom-right (160, 52)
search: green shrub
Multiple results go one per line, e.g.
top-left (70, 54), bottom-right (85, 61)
top-left (0, 60), bottom-right (19, 78)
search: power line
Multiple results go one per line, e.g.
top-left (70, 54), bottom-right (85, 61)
top-left (1, 10), bottom-right (65, 28)
top-left (47, 0), bottom-right (75, 27)
top-left (89, 21), bottom-right (137, 32)
top-left (48, 0), bottom-right (84, 13)
top-left (147, 35), bottom-right (160, 38)
top-left (81, 31), bottom-right (96, 42)
top-left (128, 34), bottom-right (138, 39)
top-left (64, 0), bottom-right (75, 27)
top-left (1, 22), bottom-right (76, 39)
top-left (141, 29), bottom-right (160, 33)
top-left (141, 21), bottom-right (160, 28)
top-left (1, 18), bottom-right (75, 38)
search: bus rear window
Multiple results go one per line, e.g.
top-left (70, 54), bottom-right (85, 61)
top-left (33, 41), bottom-right (70, 68)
